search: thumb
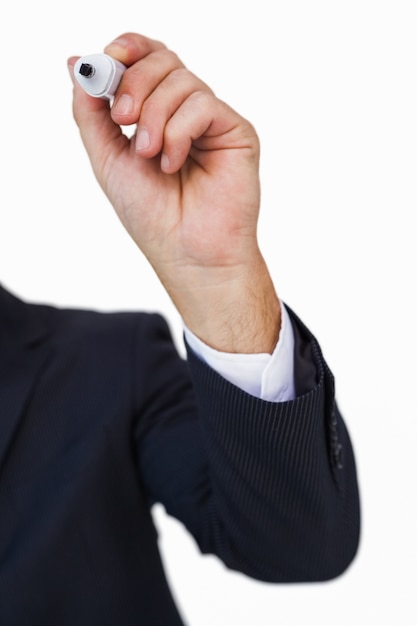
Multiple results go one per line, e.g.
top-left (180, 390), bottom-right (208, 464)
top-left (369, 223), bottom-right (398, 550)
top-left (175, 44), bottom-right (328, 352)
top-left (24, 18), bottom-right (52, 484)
top-left (67, 57), bottom-right (125, 171)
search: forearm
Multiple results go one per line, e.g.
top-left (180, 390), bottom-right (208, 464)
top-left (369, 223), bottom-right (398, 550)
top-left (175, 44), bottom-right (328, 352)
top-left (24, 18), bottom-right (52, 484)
top-left (136, 306), bottom-right (360, 584)
top-left (184, 310), bottom-right (360, 582)
top-left (161, 252), bottom-right (281, 354)
top-left (184, 299), bottom-right (296, 401)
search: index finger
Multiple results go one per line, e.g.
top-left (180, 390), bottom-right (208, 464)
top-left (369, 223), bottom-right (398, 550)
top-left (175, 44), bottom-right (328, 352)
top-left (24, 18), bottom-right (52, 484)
top-left (104, 32), bottom-right (167, 67)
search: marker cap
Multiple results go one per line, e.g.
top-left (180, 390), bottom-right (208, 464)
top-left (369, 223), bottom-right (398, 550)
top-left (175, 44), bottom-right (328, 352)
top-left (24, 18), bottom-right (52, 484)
top-left (74, 54), bottom-right (126, 99)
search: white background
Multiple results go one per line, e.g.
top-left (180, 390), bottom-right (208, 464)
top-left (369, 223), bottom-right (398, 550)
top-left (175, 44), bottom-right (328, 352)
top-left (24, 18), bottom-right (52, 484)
top-left (1, 1), bottom-right (416, 625)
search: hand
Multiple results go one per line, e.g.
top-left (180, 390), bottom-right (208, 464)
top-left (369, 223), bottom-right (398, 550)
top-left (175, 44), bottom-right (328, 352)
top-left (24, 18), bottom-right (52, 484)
top-left (69, 32), bottom-right (280, 353)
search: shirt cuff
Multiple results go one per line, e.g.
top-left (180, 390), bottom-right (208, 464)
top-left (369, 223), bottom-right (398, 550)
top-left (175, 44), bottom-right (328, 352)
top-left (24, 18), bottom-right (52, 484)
top-left (183, 301), bottom-right (295, 402)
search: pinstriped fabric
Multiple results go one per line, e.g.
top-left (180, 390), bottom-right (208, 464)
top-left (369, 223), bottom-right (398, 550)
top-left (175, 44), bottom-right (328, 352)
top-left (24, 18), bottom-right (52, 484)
top-left (185, 326), bottom-right (360, 583)
top-left (0, 286), bottom-right (360, 624)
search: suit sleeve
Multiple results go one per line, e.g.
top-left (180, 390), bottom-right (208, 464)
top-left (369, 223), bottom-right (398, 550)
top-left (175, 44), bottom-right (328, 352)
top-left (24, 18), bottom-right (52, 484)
top-left (133, 307), bottom-right (360, 583)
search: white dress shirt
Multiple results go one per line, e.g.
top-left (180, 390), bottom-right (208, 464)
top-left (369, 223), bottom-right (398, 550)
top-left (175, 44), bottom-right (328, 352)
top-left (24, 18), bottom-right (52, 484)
top-left (184, 301), bottom-right (295, 402)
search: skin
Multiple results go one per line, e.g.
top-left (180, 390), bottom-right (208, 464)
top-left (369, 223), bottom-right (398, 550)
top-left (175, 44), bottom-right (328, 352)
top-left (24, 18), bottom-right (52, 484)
top-left (68, 32), bottom-right (281, 354)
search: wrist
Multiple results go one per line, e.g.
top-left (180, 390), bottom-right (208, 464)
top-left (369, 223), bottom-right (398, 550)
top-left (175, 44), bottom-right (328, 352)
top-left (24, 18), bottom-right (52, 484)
top-left (163, 254), bottom-right (281, 354)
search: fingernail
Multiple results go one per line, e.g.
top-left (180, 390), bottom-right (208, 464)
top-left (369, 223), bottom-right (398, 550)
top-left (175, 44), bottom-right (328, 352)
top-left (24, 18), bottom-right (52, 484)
top-left (136, 128), bottom-right (150, 151)
top-left (112, 94), bottom-right (133, 116)
top-left (106, 37), bottom-right (129, 49)
top-left (161, 153), bottom-right (170, 171)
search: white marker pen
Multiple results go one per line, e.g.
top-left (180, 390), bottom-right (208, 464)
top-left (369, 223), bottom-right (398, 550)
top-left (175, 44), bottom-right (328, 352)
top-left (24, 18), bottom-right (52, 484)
top-left (74, 54), bottom-right (126, 99)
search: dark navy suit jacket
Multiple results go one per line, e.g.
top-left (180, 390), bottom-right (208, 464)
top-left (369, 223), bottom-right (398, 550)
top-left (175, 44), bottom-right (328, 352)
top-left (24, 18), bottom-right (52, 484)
top-left (0, 285), bottom-right (360, 625)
